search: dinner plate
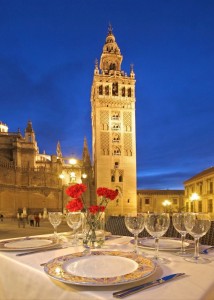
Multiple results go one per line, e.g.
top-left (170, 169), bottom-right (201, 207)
top-left (132, 237), bottom-right (194, 251)
top-left (0, 237), bottom-right (57, 251)
top-left (43, 250), bottom-right (156, 286)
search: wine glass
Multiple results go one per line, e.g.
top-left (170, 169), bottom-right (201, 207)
top-left (184, 212), bottom-right (211, 264)
top-left (48, 212), bottom-right (63, 242)
top-left (66, 212), bottom-right (82, 245)
top-left (172, 213), bottom-right (191, 257)
top-left (145, 213), bottom-right (170, 263)
top-left (125, 213), bottom-right (145, 254)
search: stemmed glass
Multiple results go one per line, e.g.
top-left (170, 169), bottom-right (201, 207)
top-left (66, 212), bottom-right (82, 245)
top-left (145, 213), bottom-right (170, 263)
top-left (184, 213), bottom-right (211, 264)
top-left (125, 213), bottom-right (145, 254)
top-left (172, 213), bottom-right (191, 257)
top-left (48, 212), bottom-right (63, 242)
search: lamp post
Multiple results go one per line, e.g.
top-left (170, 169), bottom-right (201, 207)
top-left (162, 199), bottom-right (172, 213)
top-left (190, 192), bottom-right (200, 212)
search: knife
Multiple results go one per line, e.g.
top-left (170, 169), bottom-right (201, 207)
top-left (113, 273), bottom-right (185, 298)
top-left (16, 244), bottom-right (64, 256)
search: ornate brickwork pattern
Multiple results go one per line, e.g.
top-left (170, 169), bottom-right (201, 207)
top-left (100, 132), bottom-right (110, 155)
top-left (123, 112), bottom-right (132, 131)
top-left (100, 110), bottom-right (109, 130)
top-left (124, 133), bottom-right (132, 156)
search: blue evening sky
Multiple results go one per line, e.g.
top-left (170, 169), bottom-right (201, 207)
top-left (0, 0), bottom-right (214, 190)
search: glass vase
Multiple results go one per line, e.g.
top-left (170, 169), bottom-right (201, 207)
top-left (82, 211), bottom-right (105, 249)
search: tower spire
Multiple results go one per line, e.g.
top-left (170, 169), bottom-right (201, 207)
top-left (82, 137), bottom-right (91, 166)
top-left (108, 23), bottom-right (113, 35)
top-left (56, 141), bottom-right (62, 158)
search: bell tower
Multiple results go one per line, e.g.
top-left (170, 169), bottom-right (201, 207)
top-left (91, 25), bottom-right (137, 215)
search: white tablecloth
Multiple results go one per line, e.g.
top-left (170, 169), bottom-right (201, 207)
top-left (0, 236), bottom-right (214, 300)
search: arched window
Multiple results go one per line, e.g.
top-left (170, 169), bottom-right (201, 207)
top-left (99, 85), bottom-right (103, 95)
top-left (122, 87), bottom-right (125, 97)
top-left (113, 147), bottom-right (121, 156)
top-left (119, 175), bottom-right (123, 182)
top-left (105, 86), bottom-right (109, 95)
top-left (111, 175), bottom-right (115, 182)
top-left (128, 88), bottom-right (131, 97)
top-left (112, 82), bottom-right (118, 96)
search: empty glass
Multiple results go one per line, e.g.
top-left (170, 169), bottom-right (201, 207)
top-left (172, 213), bottom-right (191, 257)
top-left (145, 213), bottom-right (170, 263)
top-left (66, 212), bottom-right (82, 245)
top-left (125, 213), bottom-right (145, 254)
top-left (184, 213), bottom-right (211, 264)
top-left (48, 212), bottom-right (63, 242)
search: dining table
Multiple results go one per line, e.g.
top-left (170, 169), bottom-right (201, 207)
top-left (0, 233), bottom-right (214, 300)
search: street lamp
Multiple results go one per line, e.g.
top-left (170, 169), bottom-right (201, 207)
top-left (190, 192), bottom-right (200, 212)
top-left (162, 199), bottom-right (172, 213)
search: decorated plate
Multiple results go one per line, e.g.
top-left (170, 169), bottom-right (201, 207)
top-left (132, 237), bottom-right (195, 251)
top-left (43, 250), bottom-right (156, 286)
top-left (0, 237), bottom-right (57, 251)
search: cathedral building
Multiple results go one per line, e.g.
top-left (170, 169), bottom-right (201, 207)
top-left (91, 26), bottom-right (137, 215)
top-left (0, 121), bottom-right (93, 217)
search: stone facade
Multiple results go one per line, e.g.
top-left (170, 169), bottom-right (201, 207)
top-left (0, 122), bottom-right (94, 217)
top-left (137, 189), bottom-right (184, 214)
top-left (184, 167), bottom-right (214, 218)
top-left (91, 26), bottom-right (137, 215)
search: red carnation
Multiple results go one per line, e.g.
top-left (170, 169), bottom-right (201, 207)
top-left (66, 198), bottom-right (83, 212)
top-left (66, 183), bottom-right (87, 198)
top-left (96, 187), bottom-right (118, 201)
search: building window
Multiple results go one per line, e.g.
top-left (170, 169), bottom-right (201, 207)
top-left (111, 112), bottom-right (120, 120)
top-left (173, 199), bottom-right (177, 205)
top-left (99, 85), bottom-right (103, 95)
top-left (119, 175), bottom-right (123, 182)
top-left (198, 200), bottom-right (202, 212)
top-left (114, 162), bottom-right (119, 168)
top-left (111, 175), bottom-right (115, 182)
top-left (122, 87), bottom-right (125, 97)
top-left (210, 182), bottom-right (213, 193)
top-left (113, 147), bottom-right (121, 156)
top-left (112, 82), bottom-right (118, 96)
top-left (208, 199), bottom-right (213, 213)
top-left (105, 86), bottom-right (109, 95)
top-left (145, 198), bottom-right (150, 205)
top-left (199, 183), bottom-right (203, 194)
top-left (112, 124), bottom-right (120, 131)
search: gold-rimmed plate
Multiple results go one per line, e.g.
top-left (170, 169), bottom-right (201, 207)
top-left (0, 237), bottom-right (57, 251)
top-left (43, 250), bottom-right (156, 286)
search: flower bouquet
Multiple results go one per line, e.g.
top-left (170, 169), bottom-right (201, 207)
top-left (66, 183), bottom-right (118, 248)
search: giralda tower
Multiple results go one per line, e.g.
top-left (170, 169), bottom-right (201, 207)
top-left (91, 26), bottom-right (137, 214)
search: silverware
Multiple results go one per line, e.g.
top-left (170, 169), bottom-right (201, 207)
top-left (16, 244), bottom-right (64, 256)
top-left (201, 246), bottom-right (214, 254)
top-left (113, 273), bottom-right (185, 298)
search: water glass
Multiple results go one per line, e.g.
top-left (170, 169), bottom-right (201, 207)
top-left (184, 213), bottom-right (211, 264)
top-left (66, 212), bottom-right (82, 245)
top-left (125, 213), bottom-right (145, 254)
top-left (48, 212), bottom-right (63, 242)
top-left (145, 213), bottom-right (170, 263)
top-left (172, 213), bottom-right (191, 257)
